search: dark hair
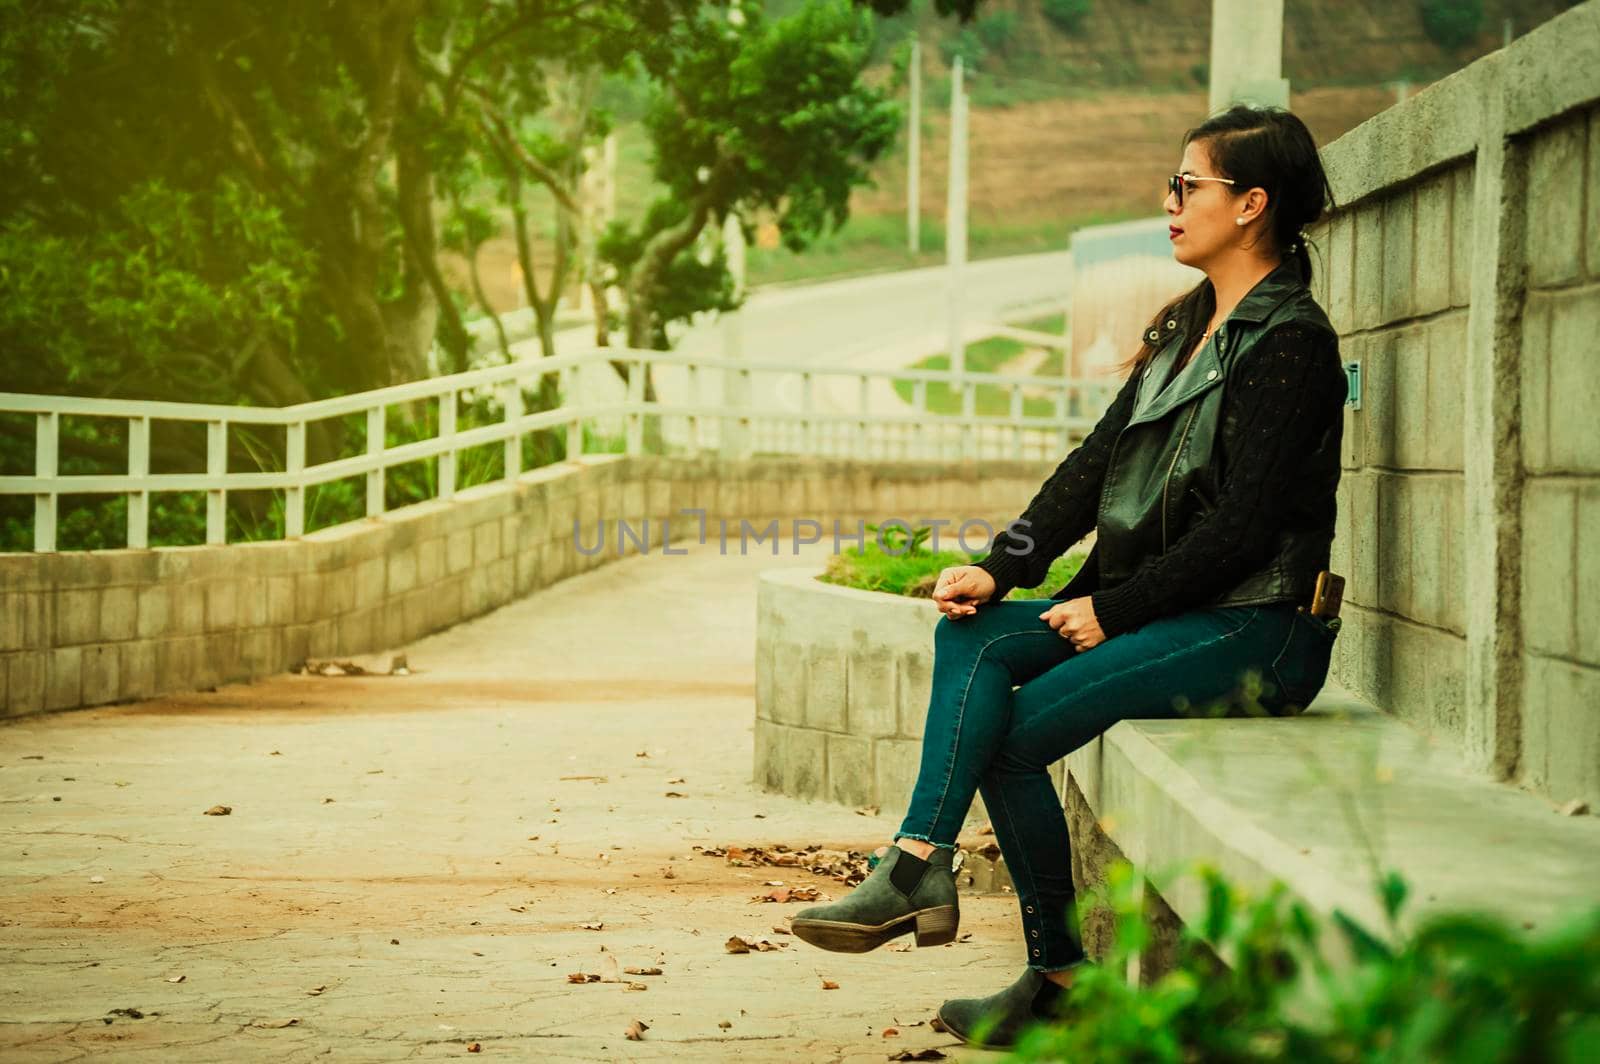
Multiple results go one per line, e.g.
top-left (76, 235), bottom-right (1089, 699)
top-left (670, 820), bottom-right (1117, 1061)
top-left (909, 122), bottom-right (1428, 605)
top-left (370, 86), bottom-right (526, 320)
top-left (1117, 104), bottom-right (1336, 377)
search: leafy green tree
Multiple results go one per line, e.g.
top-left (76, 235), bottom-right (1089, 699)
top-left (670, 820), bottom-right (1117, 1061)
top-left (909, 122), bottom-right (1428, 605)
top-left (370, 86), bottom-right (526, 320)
top-left (1420, 0), bottom-right (1485, 48)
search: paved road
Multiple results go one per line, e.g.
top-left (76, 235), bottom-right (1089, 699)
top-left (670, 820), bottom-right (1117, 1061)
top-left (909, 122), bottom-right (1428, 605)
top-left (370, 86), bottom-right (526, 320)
top-left (1, 538), bottom-right (1030, 1062)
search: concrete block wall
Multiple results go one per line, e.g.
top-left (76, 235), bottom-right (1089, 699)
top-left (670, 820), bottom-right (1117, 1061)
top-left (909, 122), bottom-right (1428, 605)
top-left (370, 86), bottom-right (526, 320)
top-left (1309, 0), bottom-right (1600, 807)
top-left (1, 452), bottom-right (1055, 718)
top-left (753, 567), bottom-right (1067, 822)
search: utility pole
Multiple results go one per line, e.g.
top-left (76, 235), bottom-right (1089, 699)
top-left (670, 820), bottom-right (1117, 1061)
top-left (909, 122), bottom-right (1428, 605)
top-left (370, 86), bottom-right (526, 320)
top-left (945, 54), bottom-right (968, 378)
top-left (907, 35), bottom-right (922, 254)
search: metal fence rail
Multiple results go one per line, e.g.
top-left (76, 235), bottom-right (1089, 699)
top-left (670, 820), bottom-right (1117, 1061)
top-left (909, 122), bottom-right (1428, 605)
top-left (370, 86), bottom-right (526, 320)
top-left (1, 345), bottom-right (1116, 552)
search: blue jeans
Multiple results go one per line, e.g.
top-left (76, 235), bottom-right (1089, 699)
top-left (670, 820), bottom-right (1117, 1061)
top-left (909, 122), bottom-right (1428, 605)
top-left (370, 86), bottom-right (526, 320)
top-left (895, 599), bottom-right (1338, 971)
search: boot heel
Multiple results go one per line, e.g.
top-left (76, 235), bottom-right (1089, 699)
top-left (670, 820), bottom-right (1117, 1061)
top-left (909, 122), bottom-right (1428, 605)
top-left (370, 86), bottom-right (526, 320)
top-left (913, 906), bottom-right (959, 947)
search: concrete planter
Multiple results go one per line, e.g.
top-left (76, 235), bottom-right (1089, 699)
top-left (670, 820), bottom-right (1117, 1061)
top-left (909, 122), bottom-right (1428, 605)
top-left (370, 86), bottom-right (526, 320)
top-left (752, 566), bottom-right (1066, 830)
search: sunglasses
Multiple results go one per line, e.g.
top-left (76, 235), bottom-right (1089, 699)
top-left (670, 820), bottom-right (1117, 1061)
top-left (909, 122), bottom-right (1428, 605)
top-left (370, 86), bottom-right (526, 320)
top-left (1168, 172), bottom-right (1237, 208)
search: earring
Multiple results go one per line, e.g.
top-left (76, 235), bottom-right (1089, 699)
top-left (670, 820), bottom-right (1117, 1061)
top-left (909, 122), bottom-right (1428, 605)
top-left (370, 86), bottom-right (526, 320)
top-left (1235, 217), bottom-right (1246, 226)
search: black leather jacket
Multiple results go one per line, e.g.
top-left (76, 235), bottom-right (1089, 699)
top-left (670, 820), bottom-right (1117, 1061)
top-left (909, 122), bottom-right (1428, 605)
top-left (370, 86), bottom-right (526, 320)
top-left (1048, 259), bottom-right (1342, 611)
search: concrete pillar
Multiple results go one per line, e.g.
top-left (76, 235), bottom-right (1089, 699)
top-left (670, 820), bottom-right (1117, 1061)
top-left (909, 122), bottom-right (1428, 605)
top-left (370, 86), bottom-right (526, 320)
top-left (1208, 0), bottom-right (1289, 114)
top-left (1460, 58), bottom-right (1526, 781)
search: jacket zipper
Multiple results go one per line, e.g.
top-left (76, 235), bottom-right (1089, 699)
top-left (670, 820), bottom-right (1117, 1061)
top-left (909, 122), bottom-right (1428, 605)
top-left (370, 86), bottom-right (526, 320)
top-left (1161, 404), bottom-right (1201, 553)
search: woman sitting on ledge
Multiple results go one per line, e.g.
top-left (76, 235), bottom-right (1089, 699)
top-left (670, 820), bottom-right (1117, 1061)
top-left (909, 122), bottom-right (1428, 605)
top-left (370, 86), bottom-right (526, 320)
top-left (789, 103), bottom-right (1349, 1049)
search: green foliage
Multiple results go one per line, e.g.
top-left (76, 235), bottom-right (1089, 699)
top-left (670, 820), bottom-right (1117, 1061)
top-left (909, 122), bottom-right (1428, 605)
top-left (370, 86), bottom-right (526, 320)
top-left (1007, 859), bottom-right (1600, 1063)
top-left (1041, 0), bottom-right (1093, 35)
top-left (1419, 0), bottom-right (1485, 48)
top-left (819, 519), bottom-right (1085, 599)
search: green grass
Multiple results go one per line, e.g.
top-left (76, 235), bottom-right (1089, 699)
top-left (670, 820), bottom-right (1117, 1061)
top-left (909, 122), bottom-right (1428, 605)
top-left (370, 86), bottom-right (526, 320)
top-left (888, 311), bottom-right (1070, 418)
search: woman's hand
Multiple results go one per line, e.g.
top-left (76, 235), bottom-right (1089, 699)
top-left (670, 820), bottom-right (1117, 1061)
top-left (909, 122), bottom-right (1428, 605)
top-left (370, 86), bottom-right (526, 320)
top-left (1039, 597), bottom-right (1107, 651)
top-left (932, 565), bottom-right (997, 619)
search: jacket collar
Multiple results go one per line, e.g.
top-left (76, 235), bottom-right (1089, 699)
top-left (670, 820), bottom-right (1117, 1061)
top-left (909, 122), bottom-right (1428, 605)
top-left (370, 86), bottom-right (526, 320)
top-left (1224, 257), bottom-right (1305, 324)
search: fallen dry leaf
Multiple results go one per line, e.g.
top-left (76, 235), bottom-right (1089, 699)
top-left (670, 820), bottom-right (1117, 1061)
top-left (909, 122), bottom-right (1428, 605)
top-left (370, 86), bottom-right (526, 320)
top-left (559, 775), bottom-right (607, 782)
top-left (1558, 798), bottom-right (1590, 816)
top-left (664, 791), bottom-right (687, 798)
top-left (725, 936), bottom-right (751, 955)
top-left (977, 823), bottom-right (995, 836)
top-left (635, 750), bottom-right (650, 758)
top-left (566, 973), bottom-right (601, 984)
top-left (306, 985), bottom-right (327, 996)
top-left (667, 776), bottom-right (686, 784)
top-left (624, 981), bottom-right (648, 991)
top-left (579, 921), bottom-right (604, 931)
top-left (883, 1027), bottom-right (899, 1037)
top-left (202, 805), bottom-right (231, 816)
top-left (718, 1020), bottom-right (733, 1029)
top-left (751, 886), bottom-right (821, 903)
top-left (771, 925), bottom-right (791, 935)
top-left (466, 1042), bottom-right (481, 1053)
top-left (164, 975), bottom-right (185, 983)
top-left (820, 978), bottom-right (839, 990)
top-left (624, 1019), bottom-right (648, 1041)
top-left (855, 805), bottom-right (879, 816)
top-left (624, 967), bottom-right (663, 976)
top-left (929, 1016), bottom-right (949, 1033)
top-left (662, 867), bottom-right (676, 879)
top-left (248, 1018), bottom-right (300, 1029)
top-left (888, 1050), bottom-right (947, 1061)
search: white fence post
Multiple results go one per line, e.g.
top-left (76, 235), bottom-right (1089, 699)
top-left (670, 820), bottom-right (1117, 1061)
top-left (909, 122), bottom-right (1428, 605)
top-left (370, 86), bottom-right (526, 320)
top-left (625, 358), bottom-right (644, 456)
top-left (127, 416), bottom-right (149, 549)
top-left (438, 392), bottom-right (457, 499)
top-left (33, 411), bottom-right (57, 553)
top-left (285, 420), bottom-right (306, 538)
top-left (206, 419), bottom-right (226, 545)
top-left (503, 380), bottom-right (523, 479)
top-left (366, 405), bottom-right (385, 518)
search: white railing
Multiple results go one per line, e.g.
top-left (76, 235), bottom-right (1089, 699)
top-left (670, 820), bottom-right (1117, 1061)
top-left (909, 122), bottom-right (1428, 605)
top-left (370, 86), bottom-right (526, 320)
top-left (1, 345), bottom-right (1116, 552)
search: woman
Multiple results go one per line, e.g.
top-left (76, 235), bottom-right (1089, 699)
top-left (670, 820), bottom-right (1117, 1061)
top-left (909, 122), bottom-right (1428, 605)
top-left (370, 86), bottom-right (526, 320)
top-left (790, 104), bottom-right (1348, 1048)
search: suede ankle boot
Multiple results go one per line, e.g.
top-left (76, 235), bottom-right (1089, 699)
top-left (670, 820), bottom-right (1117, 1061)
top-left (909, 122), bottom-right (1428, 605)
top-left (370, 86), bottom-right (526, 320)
top-left (789, 844), bottom-right (958, 953)
top-left (936, 965), bottom-right (1079, 1048)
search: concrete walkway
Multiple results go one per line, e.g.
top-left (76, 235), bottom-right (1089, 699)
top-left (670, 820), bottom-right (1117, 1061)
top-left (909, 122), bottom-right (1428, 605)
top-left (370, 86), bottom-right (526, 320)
top-left (1, 538), bottom-right (1025, 1062)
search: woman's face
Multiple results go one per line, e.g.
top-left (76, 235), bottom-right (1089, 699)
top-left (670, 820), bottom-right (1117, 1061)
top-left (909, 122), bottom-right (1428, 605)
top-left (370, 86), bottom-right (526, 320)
top-left (1165, 140), bottom-right (1242, 269)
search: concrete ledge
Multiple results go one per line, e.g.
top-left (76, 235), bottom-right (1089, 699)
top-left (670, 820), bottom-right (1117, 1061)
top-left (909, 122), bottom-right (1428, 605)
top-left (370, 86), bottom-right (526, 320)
top-left (1065, 685), bottom-right (1600, 974)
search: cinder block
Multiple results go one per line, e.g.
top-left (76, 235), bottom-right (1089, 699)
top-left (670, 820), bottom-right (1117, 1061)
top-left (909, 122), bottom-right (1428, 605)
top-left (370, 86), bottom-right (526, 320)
top-left (80, 644), bottom-right (120, 706)
top-left (1353, 204), bottom-right (1385, 331)
top-left (1450, 166), bottom-right (1474, 308)
top-left (1425, 314), bottom-right (1467, 470)
top-left (1546, 288), bottom-right (1600, 471)
top-left (1521, 655), bottom-right (1600, 808)
top-left (5, 651), bottom-right (45, 714)
top-left (514, 548), bottom-right (539, 597)
top-left (416, 537), bottom-right (444, 587)
top-left (777, 725), bottom-right (827, 800)
top-left (1521, 294), bottom-right (1554, 471)
top-left (134, 586), bottom-right (171, 641)
top-left (1440, 477), bottom-right (1468, 636)
top-left (1413, 172), bottom-right (1452, 315)
top-left (805, 646), bottom-right (848, 732)
top-left (1374, 474), bottom-right (1407, 616)
top-left (826, 733), bottom-right (874, 808)
top-left (1424, 631), bottom-right (1465, 745)
top-left (1522, 480), bottom-right (1577, 658)
top-left (354, 557), bottom-right (385, 609)
top-left (1380, 191), bottom-right (1416, 324)
top-left (45, 646), bottom-right (82, 710)
top-left (1392, 326), bottom-right (1429, 470)
top-left (1360, 332), bottom-right (1397, 469)
top-left (199, 631), bottom-right (237, 687)
top-left (1575, 482), bottom-right (1600, 666)
top-left (847, 645), bottom-right (898, 738)
top-left (896, 647), bottom-right (933, 739)
top-left (267, 576), bottom-right (295, 626)
top-left (1525, 114), bottom-right (1586, 288)
top-left (382, 601), bottom-right (404, 650)
top-left (237, 577), bottom-right (269, 629)
top-left (752, 721), bottom-right (784, 792)
top-left (770, 641), bottom-right (806, 726)
top-left (154, 637), bottom-right (194, 695)
top-left (97, 587), bottom-right (137, 643)
top-left (385, 546), bottom-right (417, 597)
top-left (204, 580), bottom-right (238, 632)
top-left (1409, 478), bottom-right (1445, 626)
top-left (56, 588), bottom-right (98, 646)
top-left (874, 737), bottom-right (923, 813)
top-left (487, 557), bottom-right (515, 609)
top-left (337, 608), bottom-right (378, 656)
top-left (119, 641), bottom-right (156, 701)
top-left (446, 529), bottom-right (474, 575)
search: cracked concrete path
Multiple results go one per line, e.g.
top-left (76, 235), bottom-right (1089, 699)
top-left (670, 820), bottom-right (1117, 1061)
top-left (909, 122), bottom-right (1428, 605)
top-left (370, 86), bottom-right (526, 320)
top-left (1, 538), bottom-right (1026, 1061)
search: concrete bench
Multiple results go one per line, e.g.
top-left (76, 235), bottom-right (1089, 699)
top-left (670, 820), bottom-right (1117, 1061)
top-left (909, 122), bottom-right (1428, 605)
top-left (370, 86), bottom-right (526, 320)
top-left (1064, 684), bottom-right (1600, 975)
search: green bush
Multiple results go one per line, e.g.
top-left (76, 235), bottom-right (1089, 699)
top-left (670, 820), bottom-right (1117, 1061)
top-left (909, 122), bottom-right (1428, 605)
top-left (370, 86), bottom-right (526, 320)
top-left (1419, 0), bottom-right (1484, 49)
top-left (1042, 0), bottom-right (1093, 35)
top-left (1005, 859), bottom-right (1600, 1063)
